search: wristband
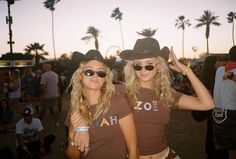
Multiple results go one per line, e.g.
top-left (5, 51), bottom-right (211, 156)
top-left (182, 63), bottom-right (190, 75)
top-left (75, 126), bottom-right (90, 132)
top-left (70, 141), bottom-right (75, 146)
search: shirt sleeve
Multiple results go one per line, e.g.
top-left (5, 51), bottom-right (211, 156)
top-left (15, 120), bottom-right (24, 134)
top-left (171, 88), bottom-right (183, 106)
top-left (36, 119), bottom-right (44, 132)
top-left (112, 93), bottom-right (132, 120)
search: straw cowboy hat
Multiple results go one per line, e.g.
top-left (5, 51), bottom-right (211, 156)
top-left (119, 38), bottom-right (170, 61)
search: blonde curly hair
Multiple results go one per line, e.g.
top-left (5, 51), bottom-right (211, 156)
top-left (69, 61), bottom-right (115, 125)
top-left (124, 57), bottom-right (175, 109)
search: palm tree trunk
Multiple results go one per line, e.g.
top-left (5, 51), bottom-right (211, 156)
top-left (232, 21), bottom-right (235, 46)
top-left (119, 20), bottom-right (125, 49)
top-left (95, 38), bottom-right (99, 50)
top-left (206, 25), bottom-right (210, 54)
top-left (51, 11), bottom-right (56, 68)
top-left (182, 29), bottom-right (185, 58)
top-left (35, 50), bottom-right (39, 69)
top-left (206, 38), bottom-right (209, 54)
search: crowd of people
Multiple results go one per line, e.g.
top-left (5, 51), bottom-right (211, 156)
top-left (0, 63), bottom-right (69, 159)
top-left (0, 38), bottom-right (235, 159)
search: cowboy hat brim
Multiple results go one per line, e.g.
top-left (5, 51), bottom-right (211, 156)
top-left (119, 47), bottom-right (170, 61)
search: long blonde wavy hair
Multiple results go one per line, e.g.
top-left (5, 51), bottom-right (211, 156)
top-left (69, 61), bottom-right (115, 125)
top-left (124, 56), bottom-right (175, 109)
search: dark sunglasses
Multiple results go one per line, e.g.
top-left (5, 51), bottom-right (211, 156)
top-left (133, 64), bottom-right (157, 71)
top-left (83, 69), bottom-right (107, 78)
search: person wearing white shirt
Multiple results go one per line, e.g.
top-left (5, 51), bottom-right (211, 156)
top-left (15, 107), bottom-right (55, 159)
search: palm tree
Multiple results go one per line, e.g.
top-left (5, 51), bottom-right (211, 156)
top-left (111, 7), bottom-right (124, 49)
top-left (175, 15), bottom-right (191, 58)
top-left (195, 10), bottom-right (221, 54)
top-left (137, 28), bottom-right (157, 38)
top-left (81, 26), bottom-right (100, 50)
top-left (59, 53), bottom-right (70, 61)
top-left (43, 0), bottom-right (60, 65)
top-left (24, 42), bottom-right (48, 68)
top-left (227, 11), bottom-right (236, 46)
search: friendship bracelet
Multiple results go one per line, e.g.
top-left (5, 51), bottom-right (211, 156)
top-left (182, 63), bottom-right (191, 75)
top-left (75, 126), bottom-right (90, 132)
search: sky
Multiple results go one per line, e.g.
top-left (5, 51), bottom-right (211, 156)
top-left (0, 0), bottom-right (236, 60)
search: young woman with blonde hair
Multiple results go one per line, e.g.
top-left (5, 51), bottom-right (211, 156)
top-left (66, 50), bottom-right (138, 159)
top-left (119, 38), bottom-right (214, 158)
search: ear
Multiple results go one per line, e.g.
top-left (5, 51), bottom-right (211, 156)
top-left (160, 46), bottom-right (170, 62)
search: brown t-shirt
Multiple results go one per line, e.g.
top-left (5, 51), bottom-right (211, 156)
top-left (83, 92), bottom-right (132, 159)
top-left (134, 87), bottom-right (182, 155)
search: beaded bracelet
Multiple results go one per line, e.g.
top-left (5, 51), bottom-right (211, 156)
top-left (75, 126), bottom-right (90, 132)
top-left (182, 63), bottom-right (191, 75)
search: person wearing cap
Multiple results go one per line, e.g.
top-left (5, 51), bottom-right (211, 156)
top-left (66, 49), bottom-right (138, 159)
top-left (15, 107), bottom-right (55, 159)
top-left (212, 45), bottom-right (236, 159)
top-left (118, 38), bottom-right (214, 158)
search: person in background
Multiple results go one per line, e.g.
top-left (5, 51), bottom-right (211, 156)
top-left (8, 69), bottom-right (21, 118)
top-left (58, 72), bottom-right (68, 112)
top-left (32, 69), bottom-right (42, 114)
top-left (16, 107), bottom-right (55, 159)
top-left (191, 56), bottom-right (220, 159)
top-left (0, 72), bottom-right (7, 101)
top-left (213, 45), bottom-right (236, 159)
top-left (21, 67), bottom-right (34, 108)
top-left (0, 99), bottom-right (14, 132)
top-left (66, 50), bottom-right (138, 159)
top-left (38, 64), bottom-right (60, 126)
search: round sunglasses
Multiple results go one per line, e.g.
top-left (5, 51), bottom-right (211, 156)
top-left (133, 64), bottom-right (157, 71)
top-left (83, 69), bottom-right (107, 78)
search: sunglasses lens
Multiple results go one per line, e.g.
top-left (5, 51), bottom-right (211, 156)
top-left (83, 70), bottom-right (106, 78)
top-left (145, 65), bottom-right (154, 71)
top-left (83, 69), bottom-right (94, 76)
top-left (96, 71), bottom-right (107, 78)
top-left (133, 65), bottom-right (142, 71)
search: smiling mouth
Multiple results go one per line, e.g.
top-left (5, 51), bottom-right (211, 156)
top-left (140, 73), bottom-right (149, 76)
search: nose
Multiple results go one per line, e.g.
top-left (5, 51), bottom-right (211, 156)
top-left (140, 66), bottom-right (146, 72)
top-left (91, 72), bottom-right (99, 78)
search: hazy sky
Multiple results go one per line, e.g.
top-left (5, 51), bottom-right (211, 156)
top-left (0, 0), bottom-right (235, 59)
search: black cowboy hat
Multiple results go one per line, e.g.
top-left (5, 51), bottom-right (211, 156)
top-left (119, 38), bottom-right (170, 61)
top-left (83, 49), bottom-right (111, 68)
top-left (229, 45), bottom-right (236, 61)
